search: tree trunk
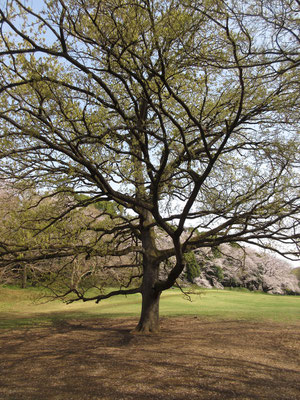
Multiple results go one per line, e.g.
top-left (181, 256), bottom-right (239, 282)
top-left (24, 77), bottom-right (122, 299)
top-left (135, 225), bottom-right (161, 333)
top-left (135, 210), bottom-right (161, 333)
top-left (135, 283), bottom-right (161, 333)
top-left (21, 264), bottom-right (27, 289)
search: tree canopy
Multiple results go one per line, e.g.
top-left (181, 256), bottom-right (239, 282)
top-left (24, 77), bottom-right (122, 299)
top-left (0, 0), bottom-right (299, 332)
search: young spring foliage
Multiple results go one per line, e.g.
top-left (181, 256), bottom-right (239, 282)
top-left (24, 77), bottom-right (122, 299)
top-left (0, 0), bottom-right (299, 332)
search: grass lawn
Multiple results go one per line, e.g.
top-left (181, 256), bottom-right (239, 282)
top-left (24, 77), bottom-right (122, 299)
top-left (0, 285), bottom-right (299, 329)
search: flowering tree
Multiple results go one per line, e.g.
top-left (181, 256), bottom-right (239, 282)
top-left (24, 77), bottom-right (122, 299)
top-left (0, 0), bottom-right (299, 332)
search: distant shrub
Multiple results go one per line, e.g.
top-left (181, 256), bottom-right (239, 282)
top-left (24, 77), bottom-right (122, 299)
top-left (184, 252), bottom-right (201, 283)
top-left (222, 276), bottom-right (239, 288)
top-left (211, 246), bottom-right (222, 258)
top-left (285, 289), bottom-right (299, 296)
top-left (211, 264), bottom-right (224, 281)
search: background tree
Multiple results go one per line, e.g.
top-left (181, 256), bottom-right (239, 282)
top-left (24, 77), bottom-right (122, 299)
top-left (0, 185), bottom-right (135, 291)
top-left (0, 0), bottom-right (299, 332)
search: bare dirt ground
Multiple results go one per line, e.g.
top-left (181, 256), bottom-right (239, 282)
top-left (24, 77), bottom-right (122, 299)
top-left (0, 317), bottom-right (299, 400)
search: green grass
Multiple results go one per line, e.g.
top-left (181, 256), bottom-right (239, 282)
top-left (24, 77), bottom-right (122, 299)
top-left (0, 285), bottom-right (299, 329)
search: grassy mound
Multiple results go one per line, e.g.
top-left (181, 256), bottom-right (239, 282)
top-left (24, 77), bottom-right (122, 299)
top-left (0, 285), bottom-right (299, 329)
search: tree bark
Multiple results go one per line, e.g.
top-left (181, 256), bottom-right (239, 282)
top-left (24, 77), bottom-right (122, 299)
top-left (135, 211), bottom-right (161, 333)
top-left (21, 264), bottom-right (27, 289)
top-left (135, 263), bottom-right (161, 333)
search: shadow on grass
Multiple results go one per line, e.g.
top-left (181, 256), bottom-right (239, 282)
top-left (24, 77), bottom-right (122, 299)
top-left (0, 309), bottom-right (140, 330)
top-left (0, 318), bottom-right (299, 400)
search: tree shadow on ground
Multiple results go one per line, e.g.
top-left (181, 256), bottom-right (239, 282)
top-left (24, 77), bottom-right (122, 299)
top-left (0, 317), bottom-right (299, 400)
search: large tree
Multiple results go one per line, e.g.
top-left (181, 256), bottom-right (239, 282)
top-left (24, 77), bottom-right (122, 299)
top-left (0, 0), bottom-right (299, 332)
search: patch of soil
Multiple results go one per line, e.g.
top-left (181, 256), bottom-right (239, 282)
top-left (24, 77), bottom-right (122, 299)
top-left (0, 317), bottom-right (299, 400)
